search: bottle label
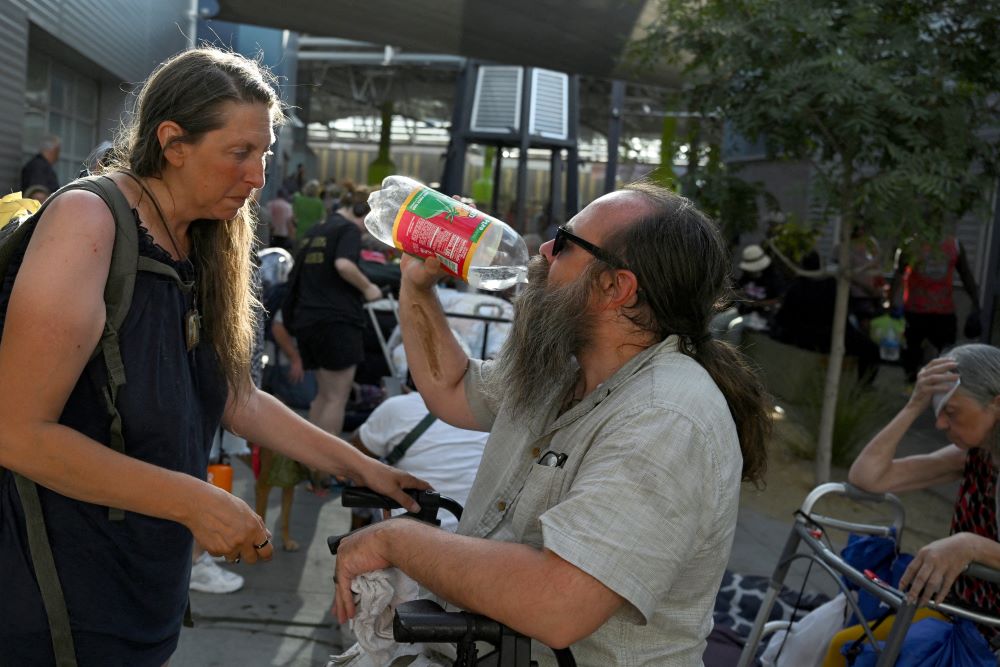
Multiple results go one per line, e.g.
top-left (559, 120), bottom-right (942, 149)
top-left (391, 186), bottom-right (492, 280)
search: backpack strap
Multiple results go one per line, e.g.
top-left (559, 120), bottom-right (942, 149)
top-left (384, 413), bottom-right (437, 466)
top-left (14, 475), bottom-right (78, 666)
top-left (7, 175), bottom-right (145, 665)
top-left (71, 176), bottom-right (141, 521)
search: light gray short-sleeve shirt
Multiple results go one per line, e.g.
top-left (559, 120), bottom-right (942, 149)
top-left (459, 336), bottom-right (742, 666)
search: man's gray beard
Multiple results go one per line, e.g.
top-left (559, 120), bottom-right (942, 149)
top-left (482, 256), bottom-right (597, 419)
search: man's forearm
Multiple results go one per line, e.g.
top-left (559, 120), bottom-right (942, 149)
top-left (377, 519), bottom-right (621, 648)
top-left (398, 280), bottom-right (469, 393)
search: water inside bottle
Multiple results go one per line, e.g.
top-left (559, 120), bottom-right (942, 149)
top-left (467, 265), bottom-right (529, 291)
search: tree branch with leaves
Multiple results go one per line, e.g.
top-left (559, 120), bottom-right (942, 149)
top-left (630, 0), bottom-right (1000, 483)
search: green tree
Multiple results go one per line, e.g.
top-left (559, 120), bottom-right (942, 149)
top-left (632, 0), bottom-right (1000, 482)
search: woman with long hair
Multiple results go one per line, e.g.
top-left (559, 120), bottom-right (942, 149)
top-left (0, 48), bottom-right (426, 664)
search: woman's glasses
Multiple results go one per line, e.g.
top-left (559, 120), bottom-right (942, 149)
top-left (552, 225), bottom-right (627, 269)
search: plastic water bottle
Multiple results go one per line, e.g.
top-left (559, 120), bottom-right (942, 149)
top-left (365, 175), bottom-right (529, 291)
top-left (879, 327), bottom-right (900, 362)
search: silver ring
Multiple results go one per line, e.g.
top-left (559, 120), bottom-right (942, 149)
top-left (232, 555), bottom-right (241, 564)
top-left (254, 538), bottom-right (270, 550)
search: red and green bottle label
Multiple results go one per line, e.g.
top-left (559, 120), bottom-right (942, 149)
top-left (391, 186), bottom-right (492, 280)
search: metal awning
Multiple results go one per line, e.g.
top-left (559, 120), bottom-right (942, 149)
top-left (211, 0), bottom-right (676, 86)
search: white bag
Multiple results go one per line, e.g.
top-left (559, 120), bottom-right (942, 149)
top-left (759, 593), bottom-right (848, 667)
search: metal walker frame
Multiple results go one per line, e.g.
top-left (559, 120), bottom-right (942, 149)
top-left (736, 482), bottom-right (1000, 667)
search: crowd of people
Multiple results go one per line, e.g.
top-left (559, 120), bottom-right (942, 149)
top-left (735, 225), bottom-right (982, 386)
top-left (2, 44), bottom-right (1000, 667)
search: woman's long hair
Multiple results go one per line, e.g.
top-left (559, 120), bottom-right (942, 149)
top-left (103, 47), bottom-right (285, 396)
top-left (605, 181), bottom-right (771, 484)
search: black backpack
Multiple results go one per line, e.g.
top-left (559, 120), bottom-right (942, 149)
top-left (0, 175), bottom-right (188, 666)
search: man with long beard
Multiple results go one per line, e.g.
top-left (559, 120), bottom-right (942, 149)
top-left (333, 182), bottom-right (771, 665)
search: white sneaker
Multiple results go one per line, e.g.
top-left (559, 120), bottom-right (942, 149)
top-left (190, 551), bottom-right (244, 594)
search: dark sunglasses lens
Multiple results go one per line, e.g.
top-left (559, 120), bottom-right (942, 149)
top-left (553, 230), bottom-right (565, 255)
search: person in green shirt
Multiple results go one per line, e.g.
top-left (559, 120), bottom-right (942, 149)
top-left (292, 178), bottom-right (325, 239)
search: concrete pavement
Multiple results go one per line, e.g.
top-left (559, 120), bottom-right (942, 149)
top-left (173, 463), bottom-right (353, 666)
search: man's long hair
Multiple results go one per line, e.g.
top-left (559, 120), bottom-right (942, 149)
top-left (604, 181), bottom-right (771, 484)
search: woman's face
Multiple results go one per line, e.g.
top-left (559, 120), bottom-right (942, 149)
top-left (935, 388), bottom-right (999, 449)
top-left (175, 101), bottom-right (274, 221)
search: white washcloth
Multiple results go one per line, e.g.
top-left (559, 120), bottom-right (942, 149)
top-left (352, 568), bottom-right (418, 662)
top-left (327, 568), bottom-right (449, 667)
top-left (933, 377), bottom-right (961, 418)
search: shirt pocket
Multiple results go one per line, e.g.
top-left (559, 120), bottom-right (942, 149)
top-left (508, 463), bottom-right (567, 548)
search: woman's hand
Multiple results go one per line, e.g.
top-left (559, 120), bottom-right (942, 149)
top-left (908, 357), bottom-right (960, 413)
top-left (400, 254), bottom-right (447, 291)
top-left (350, 456), bottom-right (431, 514)
top-left (898, 532), bottom-right (976, 606)
top-left (186, 483), bottom-right (274, 565)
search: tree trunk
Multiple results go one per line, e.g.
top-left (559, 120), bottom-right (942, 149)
top-left (814, 216), bottom-right (855, 483)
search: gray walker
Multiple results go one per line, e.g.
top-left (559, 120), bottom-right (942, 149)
top-left (736, 482), bottom-right (1000, 666)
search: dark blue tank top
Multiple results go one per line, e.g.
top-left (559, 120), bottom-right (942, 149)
top-left (0, 211), bottom-right (228, 665)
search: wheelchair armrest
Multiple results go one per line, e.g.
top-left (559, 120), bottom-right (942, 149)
top-left (392, 600), bottom-right (578, 667)
top-left (328, 489), bottom-right (465, 555)
top-left (392, 599), bottom-right (501, 644)
top-left (342, 487), bottom-right (464, 525)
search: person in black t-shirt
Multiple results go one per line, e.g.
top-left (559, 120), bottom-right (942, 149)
top-left (290, 187), bottom-right (382, 450)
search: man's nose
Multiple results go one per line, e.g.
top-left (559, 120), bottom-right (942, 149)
top-left (540, 238), bottom-right (555, 261)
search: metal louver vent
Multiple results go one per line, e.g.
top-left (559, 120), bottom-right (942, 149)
top-left (471, 66), bottom-right (523, 133)
top-left (529, 69), bottom-right (568, 140)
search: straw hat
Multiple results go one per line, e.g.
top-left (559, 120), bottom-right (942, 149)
top-left (739, 244), bottom-right (771, 272)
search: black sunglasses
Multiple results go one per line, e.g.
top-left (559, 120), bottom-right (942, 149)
top-left (552, 225), bottom-right (627, 269)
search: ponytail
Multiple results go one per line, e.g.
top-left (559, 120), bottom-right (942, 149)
top-left (681, 337), bottom-right (770, 485)
top-left (606, 180), bottom-right (772, 486)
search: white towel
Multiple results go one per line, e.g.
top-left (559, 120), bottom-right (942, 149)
top-left (327, 568), bottom-right (449, 667)
top-left (351, 568), bottom-right (418, 663)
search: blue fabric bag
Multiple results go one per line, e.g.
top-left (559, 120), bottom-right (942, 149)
top-left (850, 617), bottom-right (995, 666)
top-left (841, 532), bottom-right (914, 625)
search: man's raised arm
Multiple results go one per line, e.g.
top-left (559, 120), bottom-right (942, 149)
top-left (398, 255), bottom-right (482, 430)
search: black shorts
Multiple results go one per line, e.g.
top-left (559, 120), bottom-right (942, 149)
top-left (297, 322), bottom-right (365, 371)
